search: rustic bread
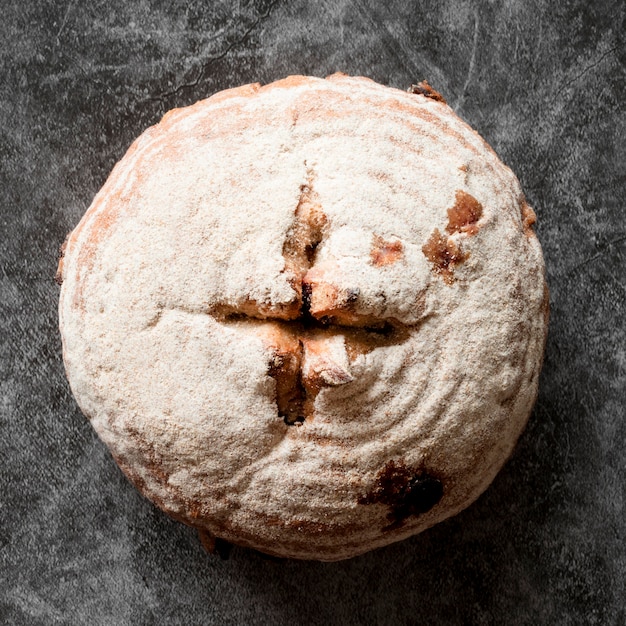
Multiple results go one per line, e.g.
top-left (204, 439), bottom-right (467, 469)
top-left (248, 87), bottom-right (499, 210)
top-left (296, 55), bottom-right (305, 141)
top-left (58, 74), bottom-right (548, 561)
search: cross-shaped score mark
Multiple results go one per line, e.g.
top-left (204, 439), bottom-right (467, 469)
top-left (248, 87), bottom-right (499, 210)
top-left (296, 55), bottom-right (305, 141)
top-left (214, 183), bottom-right (411, 425)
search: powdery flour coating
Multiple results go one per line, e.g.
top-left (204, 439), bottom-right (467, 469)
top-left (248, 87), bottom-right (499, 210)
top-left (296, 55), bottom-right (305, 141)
top-left (57, 74), bottom-right (548, 561)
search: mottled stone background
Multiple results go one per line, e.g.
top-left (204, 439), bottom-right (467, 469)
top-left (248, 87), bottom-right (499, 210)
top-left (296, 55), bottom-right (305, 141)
top-left (1, 1), bottom-right (624, 623)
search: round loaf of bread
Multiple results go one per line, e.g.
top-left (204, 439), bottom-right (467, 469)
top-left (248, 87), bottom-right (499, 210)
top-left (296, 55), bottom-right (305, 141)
top-left (57, 74), bottom-right (548, 561)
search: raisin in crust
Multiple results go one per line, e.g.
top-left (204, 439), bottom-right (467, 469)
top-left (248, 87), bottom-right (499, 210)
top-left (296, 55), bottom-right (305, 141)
top-left (58, 74), bottom-right (548, 561)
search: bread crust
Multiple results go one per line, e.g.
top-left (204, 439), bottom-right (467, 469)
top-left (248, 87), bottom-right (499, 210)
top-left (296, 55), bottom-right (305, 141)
top-left (58, 74), bottom-right (548, 561)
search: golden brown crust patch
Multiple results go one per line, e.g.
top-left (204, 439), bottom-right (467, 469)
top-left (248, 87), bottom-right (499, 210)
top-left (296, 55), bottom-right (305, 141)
top-left (446, 190), bottom-right (483, 236)
top-left (370, 234), bottom-right (404, 267)
top-left (266, 330), bottom-right (305, 425)
top-left (521, 201), bottom-right (537, 237)
top-left (281, 181), bottom-right (327, 312)
top-left (422, 228), bottom-right (468, 284)
top-left (408, 80), bottom-right (447, 104)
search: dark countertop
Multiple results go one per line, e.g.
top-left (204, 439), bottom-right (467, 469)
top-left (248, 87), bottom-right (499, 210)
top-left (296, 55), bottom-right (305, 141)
top-left (1, 1), bottom-right (624, 623)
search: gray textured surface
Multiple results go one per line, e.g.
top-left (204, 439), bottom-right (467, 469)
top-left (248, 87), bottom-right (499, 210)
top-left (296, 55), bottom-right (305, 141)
top-left (1, 1), bottom-right (624, 624)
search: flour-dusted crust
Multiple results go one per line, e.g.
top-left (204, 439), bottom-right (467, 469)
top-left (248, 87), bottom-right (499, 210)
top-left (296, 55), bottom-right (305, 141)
top-left (58, 74), bottom-right (548, 561)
